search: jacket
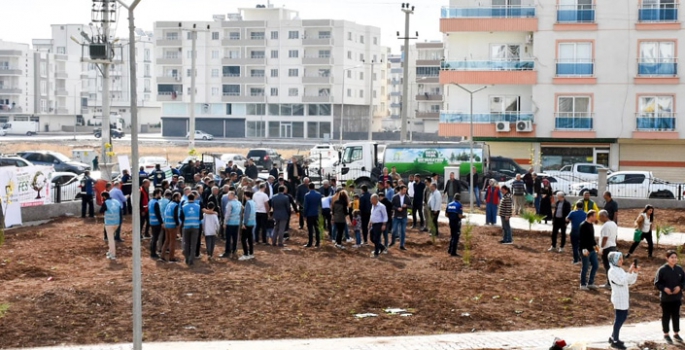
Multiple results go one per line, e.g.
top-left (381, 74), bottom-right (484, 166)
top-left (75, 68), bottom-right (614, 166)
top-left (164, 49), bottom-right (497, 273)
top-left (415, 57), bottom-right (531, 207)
top-left (303, 190), bottom-right (322, 218)
top-left (579, 221), bottom-right (597, 251)
top-left (608, 266), bottom-right (638, 310)
top-left (270, 193), bottom-right (291, 221)
top-left (446, 200), bottom-right (463, 225)
top-left (163, 201), bottom-right (181, 228)
top-left (202, 213), bottom-right (220, 236)
top-left (103, 199), bottom-right (122, 226)
top-left (245, 165), bottom-right (259, 180)
top-left (391, 193), bottom-right (411, 219)
top-left (511, 180), bottom-right (526, 196)
top-left (243, 200), bottom-right (256, 227)
top-left (359, 192), bottom-right (372, 214)
top-left (412, 182), bottom-right (426, 205)
top-left (148, 198), bottom-right (163, 226)
top-left (287, 162), bottom-right (304, 180)
top-left (296, 184), bottom-right (308, 205)
top-left (485, 186), bottom-right (501, 205)
top-left (269, 167), bottom-right (280, 180)
top-left (380, 197), bottom-right (393, 222)
top-left (225, 199), bottom-right (243, 226)
top-left (140, 187), bottom-right (150, 213)
top-left (553, 200), bottom-right (572, 220)
top-left (655, 264), bottom-right (685, 302)
top-left (498, 193), bottom-right (513, 217)
top-left (180, 202), bottom-right (202, 229)
top-left (444, 179), bottom-right (461, 199)
top-left (332, 198), bottom-right (349, 224)
top-left (578, 199), bottom-right (600, 215)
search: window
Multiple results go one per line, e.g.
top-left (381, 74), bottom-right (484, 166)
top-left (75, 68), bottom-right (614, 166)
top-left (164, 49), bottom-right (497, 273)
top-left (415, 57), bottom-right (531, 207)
top-left (373, 90), bottom-right (377, 98)
top-left (186, 49), bottom-right (195, 59)
top-left (186, 69), bottom-right (196, 77)
top-left (56, 47), bottom-right (66, 54)
top-left (211, 69), bottom-right (219, 77)
top-left (558, 0), bottom-right (595, 23)
top-left (211, 32), bottom-right (219, 40)
top-left (187, 32), bottom-right (194, 40)
top-left (638, 41), bottom-right (676, 75)
top-left (271, 88), bottom-right (279, 96)
top-left (373, 73), bottom-right (377, 80)
top-left (288, 31), bottom-right (299, 39)
top-left (247, 121), bottom-right (266, 137)
top-left (226, 104), bottom-right (232, 115)
top-left (308, 104), bottom-right (332, 116)
top-left (166, 32), bottom-right (179, 40)
top-left (557, 42), bottom-right (593, 76)
top-left (373, 37), bottom-right (378, 45)
top-left (347, 70), bottom-right (352, 78)
top-left (288, 69), bottom-right (299, 77)
top-left (271, 50), bottom-right (279, 59)
top-left (359, 72), bottom-right (364, 80)
top-left (360, 35), bottom-right (365, 44)
top-left (359, 90), bottom-right (364, 98)
top-left (360, 53), bottom-right (364, 62)
top-left (250, 51), bottom-right (265, 58)
top-left (222, 85), bottom-right (240, 96)
top-left (223, 66), bottom-right (240, 77)
top-left (288, 50), bottom-right (299, 58)
top-left (229, 32), bottom-right (240, 40)
top-left (271, 31), bottom-right (279, 40)
top-left (490, 96), bottom-right (521, 119)
top-left (637, 95), bottom-right (675, 130)
top-left (250, 88), bottom-right (264, 96)
top-left (557, 96), bottom-right (592, 129)
top-left (318, 50), bottom-right (330, 58)
top-left (416, 67), bottom-right (440, 76)
top-left (490, 44), bottom-right (521, 61)
top-left (211, 87), bottom-right (219, 96)
top-left (289, 88), bottom-right (298, 96)
top-left (250, 69), bottom-right (265, 77)
top-left (639, 0), bottom-right (677, 22)
top-left (251, 32), bottom-right (265, 40)
top-left (270, 69), bottom-right (278, 77)
top-left (212, 50), bottom-right (220, 59)
top-left (342, 146), bottom-right (364, 163)
top-left (347, 88), bottom-right (351, 97)
top-left (318, 31), bottom-right (331, 38)
top-left (144, 49), bottom-right (150, 61)
top-left (347, 51), bottom-right (352, 59)
top-left (247, 104), bottom-right (266, 115)
top-left (347, 32), bottom-right (352, 41)
top-left (225, 49), bottom-right (240, 58)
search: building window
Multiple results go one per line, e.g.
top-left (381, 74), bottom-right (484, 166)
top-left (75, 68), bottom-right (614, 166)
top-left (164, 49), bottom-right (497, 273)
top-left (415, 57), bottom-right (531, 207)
top-left (226, 104), bottom-right (232, 115)
top-left (289, 88), bottom-right (298, 96)
top-left (359, 90), bottom-right (364, 98)
top-left (416, 67), bottom-right (440, 76)
top-left (271, 50), bottom-right (278, 59)
top-left (638, 41), bottom-right (676, 76)
top-left (222, 84), bottom-right (241, 96)
top-left (359, 72), bottom-right (364, 80)
top-left (360, 35), bottom-right (365, 44)
top-left (373, 37), bottom-right (378, 45)
top-left (271, 31), bottom-right (279, 40)
top-left (270, 69), bottom-right (278, 77)
top-left (347, 51), bottom-right (352, 59)
top-left (490, 96), bottom-right (521, 120)
top-left (247, 121), bottom-right (266, 137)
top-left (347, 70), bottom-right (352, 78)
top-left (557, 0), bottom-right (595, 23)
top-left (271, 87), bottom-right (279, 96)
top-left (288, 31), bottom-right (299, 39)
top-left (288, 69), bottom-right (299, 77)
top-left (247, 104), bottom-right (266, 115)
top-left (288, 50), bottom-right (299, 58)
top-left (637, 95), bottom-right (675, 130)
top-left (166, 32), bottom-right (178, 40)
top-left (56, 47), bottom-right (66, 54)
top-left (373, 90), bottom-right (377, 98)
top-left (212, 87), bottom-right (219, 96)
top-left (187, 32), bottom-right (194, 40)
top-left (557, 42), bottom-right (593, 76)
top-left (212, 50), bottom-right (219, 59)
top-left (373, 73), bottom-right (377, 80)
top-left (639, 0), bottom-right (678, 22)
top-left (223, 66), bottom-right (240, 77)
top-left (144, 49), bottom-right (150, 61)
top-left (347, 88), bottom-right (351, 97)
top-left (556, 96), bottom-right (593, 129)
top-left (251, 32), bottom-right (265, 40)
top-left (360, 53), bottom-right (364, 62)
top-left (229, 32), bottom-right (240, 40)
top-left (347, 32), bottom-right (352, 41)
top-left (186, 69), bottom-right (195, 77)
top-left (318, 50), bottom-right (331, 58)
top-left (211, 32), bottom-right (219, 40)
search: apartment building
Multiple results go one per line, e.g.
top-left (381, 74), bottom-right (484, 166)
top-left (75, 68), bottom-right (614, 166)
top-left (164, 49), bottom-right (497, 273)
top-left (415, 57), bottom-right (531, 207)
top-left (154, 6), bottom-right (383, 139)
top-left (439, 0), bottom-right (685, 181)
top-left (0, 40), bottom-right (33, 124)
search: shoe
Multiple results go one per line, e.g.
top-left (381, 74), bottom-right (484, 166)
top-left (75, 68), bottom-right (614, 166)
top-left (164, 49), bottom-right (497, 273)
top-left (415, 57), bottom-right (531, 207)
top-left (665, 335), bottom-right (674, 344)
top-left (579, 285), bottom-right (589, 291)
top-left (195, 254), bottom-right (201, 259)
top-left (239, 255), bottom-right (250, 261)
top-left (370, 252), bottom-right (378, 258)
top-left (499, 240), bottom-right (505, 244)
top-left (421, 228), bottom-right (428, 232)
top-left (352, 244), bottom-right (360, 248)
top-left (389, 241), bottom-right (396, 247)
top-left (400, 246), bottom-right (407, 251)
top-left (383, 248), bottom-right (388, 254)
top-left (115, 239), bottom-right (125, 243)
top-left (625, 253), bottom-right (631, 259)
top-left (108, 256), bottom-right (117, 261)
top-left (573, 261), bottom-right (580, 265)
top-left (106, 252), bottom-right (111, 258)
top-left (303, 244), bottom-right (312, 248)
top-left (610, 341), bottom-right (626, 350)
top-left (220, 253), bottom-right (230, 258)
top-left (503, 241), bottom-right (513, 245)
top-left (315, 244), bottom-right (320, 248)
top-left (558, 247), bottom-right (564, 253)
top-left (588, 284), bottom-right (599, 290)
top-left (168, 258), bottom-right (180, 263)
top-left (150, 254), bottom-right (160, 259)
top-left (674, 334), bottom-right (683, 342)
top-left (248, 255), bottom-right (255, 259)
top-left (602, 284), bottom-right (612, 290)
top-left (548, 246), bottom-right (555, 251)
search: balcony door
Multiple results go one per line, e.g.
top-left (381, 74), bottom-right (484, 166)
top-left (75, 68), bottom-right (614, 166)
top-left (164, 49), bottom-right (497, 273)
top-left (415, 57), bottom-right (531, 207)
top-left (557, 96), bottom-right (591, 129)
top-left (638, 95), bottom-right (674, 130)
top-left (639, 41), bottom-right (675, 75)
top-left (491, 44), bottom-right (521, 62)
top-left (558, 42), bottom-right (593, 76)
top-left (490, 95), bottom-right (520, 122)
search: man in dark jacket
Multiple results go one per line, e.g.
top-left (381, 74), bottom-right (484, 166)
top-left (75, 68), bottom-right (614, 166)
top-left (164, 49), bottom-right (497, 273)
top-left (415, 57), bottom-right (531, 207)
top-left (287, 156), bottom-right (304, 188)
top-left (412, 174), bottom-right (426, 230)
top-left (378, 192), bottom-right (393, 247)
top-left (359, 185), bottom-right (372, 244)
top-left (550, 192), bottom-right (572, 253)
top-left (296, 178), bottom-right (310, 229)
top-left (245, 159), bottom-right (259, 180)
top-left (523, 168), bottom-right (534, 194)
top-left (269, 163), bottom-right (280, 181)
top-left (391, 185), bottom-right (411, 249)
top-left (151, 164), bottom-right (166, 188)
top-left (269, 186), bottom-right (291, 246)
top-left (443, 171), bottom-right (462, 202)
top-left (303, 183), bottom-right (323, 247)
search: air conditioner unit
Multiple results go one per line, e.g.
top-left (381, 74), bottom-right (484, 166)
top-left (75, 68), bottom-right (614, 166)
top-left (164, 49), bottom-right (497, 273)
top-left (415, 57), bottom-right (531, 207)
top-left (526, 34), bottom-right (534, 44)
top-left (495, 121), bottom-right (510, 132)
top-left (516, 120), bottom-right (533, 132)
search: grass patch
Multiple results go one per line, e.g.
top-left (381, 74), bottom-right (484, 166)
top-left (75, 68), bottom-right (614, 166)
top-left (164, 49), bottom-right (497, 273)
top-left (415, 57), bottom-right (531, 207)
top-left (0, 303), bottom-right (9, 318)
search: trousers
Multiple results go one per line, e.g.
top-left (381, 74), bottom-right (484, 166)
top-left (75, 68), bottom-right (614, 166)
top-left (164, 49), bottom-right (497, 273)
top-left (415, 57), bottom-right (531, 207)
top-left (182, 228), bottom-right (199, 265)
top-left (662, 301), bottom-right (681, 333)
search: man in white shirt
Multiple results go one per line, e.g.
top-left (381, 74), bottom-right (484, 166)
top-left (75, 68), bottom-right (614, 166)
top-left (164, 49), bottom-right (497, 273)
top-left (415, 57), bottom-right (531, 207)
top-left (407, 174), bottom-right (415, 198)
top-left (266, 176), bottom-right (276, 198)
top-left (321, 193), bottom-right (332, 234)
top-left (598, 209), bottom-right (618, 290)
top-left (427, 183), bottom-right (442, 237)
top-left (253, 183), bottom-right (271, 245)
top-left (369, 194), bottom-right (388, 257)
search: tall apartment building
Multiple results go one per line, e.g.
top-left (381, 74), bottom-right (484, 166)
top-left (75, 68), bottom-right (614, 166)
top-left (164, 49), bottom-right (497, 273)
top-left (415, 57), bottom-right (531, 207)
top-left (0, 40), bottom-right (33, 123)
top-left (387, 54), bottom-right (402, 131)
top-left (154, 6), bottom-right (383, 139)
top-left (439, 0), bottom-right (685, 181)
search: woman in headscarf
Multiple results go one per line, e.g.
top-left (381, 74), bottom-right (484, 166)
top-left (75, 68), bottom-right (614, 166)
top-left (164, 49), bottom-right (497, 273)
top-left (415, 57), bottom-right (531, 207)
top-left (654, 250), bottom-right (685, 345)
top-left (607, 251), bottom-right (640, 350)
top-left (538, 178), bottom-right (554, 224)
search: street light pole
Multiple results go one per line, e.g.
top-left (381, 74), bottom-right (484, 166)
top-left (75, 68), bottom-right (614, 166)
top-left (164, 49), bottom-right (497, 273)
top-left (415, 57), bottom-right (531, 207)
top-left (452, 83), bottom-right (487, 215)
top-left (179, 24), bottom-right (209, 150)
top-left (340, 65), bottom-right (362, 145)
top-left (398, 3), bottom-right (416, 143)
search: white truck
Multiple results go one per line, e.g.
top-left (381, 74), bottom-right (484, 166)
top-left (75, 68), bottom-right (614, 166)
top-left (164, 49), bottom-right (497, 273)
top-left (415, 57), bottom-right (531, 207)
top-left (570, 171), bottom-right (680, 199)
top-left (1, 121), bottom-right (39, 136)
top-left (545, 163), bottom-right (611, 182)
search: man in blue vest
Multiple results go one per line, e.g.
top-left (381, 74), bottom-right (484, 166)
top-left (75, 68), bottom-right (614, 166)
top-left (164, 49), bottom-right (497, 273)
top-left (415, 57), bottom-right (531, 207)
top-left (221, 191), bottom-right (243, 258)
top-left (99, 191), bottom-right (121, 261)
top-left (156, 190), bottom-right (172, 256)
top-left (80, 170), bottom-right (96, 218)
top-left (303, 183), bottom-right (322, 248)
top-left (446, 194), bottom-right (464, 257)
top-left (148, 188), bottom-right (164, 259)
top-left (162, 192), bottom-right (181, 263)
top-left (180, 194), bottom-right (202, 266)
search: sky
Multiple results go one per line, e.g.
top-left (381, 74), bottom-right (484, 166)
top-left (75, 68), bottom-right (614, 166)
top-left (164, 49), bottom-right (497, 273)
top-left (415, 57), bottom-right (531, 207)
top-left (1, 0), bottom-right (446, 53)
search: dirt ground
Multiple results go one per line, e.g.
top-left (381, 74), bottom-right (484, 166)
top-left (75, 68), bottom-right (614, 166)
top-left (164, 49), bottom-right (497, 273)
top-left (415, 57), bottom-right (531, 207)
top-left (0, 215), bottom-right (680, 349)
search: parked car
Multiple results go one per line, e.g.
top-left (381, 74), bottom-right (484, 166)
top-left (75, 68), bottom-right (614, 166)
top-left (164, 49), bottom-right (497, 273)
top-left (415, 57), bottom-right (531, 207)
top-left (18, 151), bottom-right (90, 174)
top-left (0, 129), bottom-right (6, 136)
top-left (139, 156), bottom-right (168, 173)
top-left (94, 127), bottom-right (125, 139)
top-left (247, 148), bottom-right (283, 172)
top-left (0, 155), bottom-right (33, 167)
top-left (545, 163), bottom-right (611, 182)
top-left (186, 130), bottom-right (214, 140)
top-left (503, 173), bottom-right (577, 196)
top-left (570, 171), bottom-right (679, 199)
top-left (221, 153), bottom-right (247, 165)
top-left (50, 172), bottom-right (81, 202)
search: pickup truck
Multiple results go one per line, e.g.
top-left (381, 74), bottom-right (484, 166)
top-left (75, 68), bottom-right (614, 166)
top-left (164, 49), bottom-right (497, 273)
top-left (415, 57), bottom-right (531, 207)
top-left (545, 163), bottom-right (611, 182)
top-left (570, 171), bottom-right (679, 199)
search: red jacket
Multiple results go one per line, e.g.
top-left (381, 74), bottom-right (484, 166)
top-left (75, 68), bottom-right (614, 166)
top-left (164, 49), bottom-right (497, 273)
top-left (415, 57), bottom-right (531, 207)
top-left (485, 186), bottom-right (500, 205)
top-left (140, 187), bottom-right (150, 213)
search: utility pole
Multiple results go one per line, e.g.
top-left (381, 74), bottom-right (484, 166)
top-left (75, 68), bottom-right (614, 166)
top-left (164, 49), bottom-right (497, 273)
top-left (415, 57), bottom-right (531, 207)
top-left (96, 0), bottom-right (116, 180)
top-left (365, 59), bottom-right (382, 141)
top-left (179, 24), bottom-right (208, 150)
top-left (398, 3), bottom-right (417, 143)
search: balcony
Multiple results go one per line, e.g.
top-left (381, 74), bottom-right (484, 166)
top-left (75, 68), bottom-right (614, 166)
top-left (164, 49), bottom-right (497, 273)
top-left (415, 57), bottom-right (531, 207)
top-left (302, 94), bottom-right (332, 103)
top-left (0, 87), bottom-right (21, 94)
top-left (440, 5), bottom-right (538, 32)
top-left (390, 103), bottom-right (401, 108)
top-left (635, 58), bottom-right (679, 84)
top-left (440, 60), bottom-right (536, 85)
top-left (439, 111), bottom-right (536, 137)
top-left (157, 57), bottom-right (182, 65)
top-left (390, 91), bottom-right (401, 96)
top-left (303, 55), bottom-right (333, 65)
top-left (554, 59), bottom-right (596, 84)
top-left (56, 107), bottom-right (69, 114)
top-left (554, 113), bottom-right (594, 130)
top-left (157, 91), bottom-right (182, 101)
top-left (55, 71), bottom-right (68, 79)
top-left (221, 56), bottom-right (266, 65)
top-left (0, 67), bottom-right (22, 76)
top-left (416, 75), bottom-right (439, 83)
top-left (156, 38), bottom-right (182, 46)
top-left (416, 111), bottom-right (440, 119)
top-left (221, 38), bottom-right (266, 46)
top-left (157, 75), bottom-right (182, 84)
top-left (221, 92), bottom-right (265, 103)
top-left (302, 74), bottom-right (332, 84)
top-left (55, 89), bottom-right (68, 96)
top-left (0, 50), bottom-right (23, 56)
top-left (633, 113), bottom-right (679, 139)
top-left (555, 5), bottom-right (597, 30)
top-left (440, 112), bottom-right (533, 124)
top-left (637, 4), bottom-right (681, 29)
top-left (221, 74), bottom-right (266, 84)
top-left (303, 35), bottom-right (332, 46)
top-left (416, 93), bottom-right (443, 101)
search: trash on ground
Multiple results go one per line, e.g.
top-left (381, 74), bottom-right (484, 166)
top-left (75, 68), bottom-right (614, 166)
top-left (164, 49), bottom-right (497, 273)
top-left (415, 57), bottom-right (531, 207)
top-left (354, 313), bottom-right (378, 319)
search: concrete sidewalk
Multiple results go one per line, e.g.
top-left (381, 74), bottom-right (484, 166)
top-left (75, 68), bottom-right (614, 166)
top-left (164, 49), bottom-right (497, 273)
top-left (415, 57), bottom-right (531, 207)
top-left (19, 321), bottom-right (665, 350)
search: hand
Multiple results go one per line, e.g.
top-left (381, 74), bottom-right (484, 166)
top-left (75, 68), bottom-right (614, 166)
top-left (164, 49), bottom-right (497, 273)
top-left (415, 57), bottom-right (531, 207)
top-left (381, 225), bottom-right (386, 232)
top-left (397, 207), bottom-right (403, 212)
top-left (665, 287), bottom-right (673, 295)
top-left (674, 287), bottom-right (681, 294)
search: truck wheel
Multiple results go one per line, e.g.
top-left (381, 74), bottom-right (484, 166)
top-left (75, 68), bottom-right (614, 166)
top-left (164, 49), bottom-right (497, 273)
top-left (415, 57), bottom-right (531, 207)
top-left (649, 191), bottom-right (674, 199)
top-left (26, 131), bottom-right (32, 136)
top-left (579, 189), bottom-right (589, 196)
top-left (355, 179), bottom-right (373, 191)
top-left (589, 189), bottom-right (598, 197)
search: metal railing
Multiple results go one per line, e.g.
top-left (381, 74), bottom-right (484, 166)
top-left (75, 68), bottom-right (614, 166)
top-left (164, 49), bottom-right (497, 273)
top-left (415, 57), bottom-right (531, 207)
top-left (439, 112), bottom-right (534, 123)
top-left (636, 113), bottom-right (676, 130)
top-left (441, 5), bottom-right (536, 18)
top-left (554, 113), bottom-right (594, 130)
top-left (222, 92), bottom-right (240, 96)
top-left (556, 4), bottom-right (595, 23)
top-left (637, 58), bottom-right (678, 76)
top-left (222, 73), bottom-right (240, 77)
top-left (158, 91), bottom-right (182, 96)
top-left (556, 59), bottom-right (594, 76)
top-left (639, 4), bottom-right (679, 22)
top-left (250, 92), bottom-right (265, 96)
top-left (441, 60), bottom-right (535, 71)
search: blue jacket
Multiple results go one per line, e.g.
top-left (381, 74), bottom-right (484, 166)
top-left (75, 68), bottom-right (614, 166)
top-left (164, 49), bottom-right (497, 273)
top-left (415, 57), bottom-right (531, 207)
top-left (359, 192), bottom-right (372, 213)
top-left (226, 199), bottom-right (242, 226)
top-left (446, 200), bottom-right (463, 226)
top-left (270, 193), bottom-right (291, 221)
top-left (181, 202), bottom-right (202, 229)
top-left (148, 198), bottom-right (162, 226)
top-left (244, 200), bottom-right (256, 226)
top-left (104, 199), bottom-right (121, 226)
top-left (303, 190), bottom-right (322, 218)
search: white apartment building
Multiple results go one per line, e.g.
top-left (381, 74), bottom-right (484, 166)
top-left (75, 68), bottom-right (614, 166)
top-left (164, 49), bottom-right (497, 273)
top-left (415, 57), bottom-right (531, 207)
top-left (387, 53), bottom-right (402, 131)
top-left (0, 40), bottom-right (33, 122)
top-left (440, 0), bottom-right (685, 181)
top-left (154, 6), bottom-right (383, 139)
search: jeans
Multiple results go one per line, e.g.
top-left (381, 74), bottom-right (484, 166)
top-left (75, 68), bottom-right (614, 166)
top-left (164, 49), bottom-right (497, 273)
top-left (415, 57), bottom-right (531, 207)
top-left (361, 213), bottom-right (371, 243)
top-left (580, 251), bottom-right (599, 286)
top-left (334, 222), bottom-right (346, 245)
top-left (448, 222), bottom-right (461, 255)
top-left (534, 195), bottom-right (541, 214)
top-left (472, 186), bottom-right (481, 207)
top-left (241, 225), bottom-right (254, 256)
top-left (628, 230), bottom-right (654, 257)
top-left (182, 228), bottom-right (200, 265)
top-left (150, 225), bottom-right (162, 257)
top-left (612, 309), bottom-right (629, 342)
top-left (570, 229), bottom-right (581, 262)
top-left (255, 212), bottom-right (269, 244)
top-left (331, 223), bottom-right (350, 242)
top-left (662, 301), bottom-right (681, 333)
top-left (412, 203), bottom-right (425, 228)
top-left (354, 229), bottom-right (362, 245)
top-left (205, 235), bottom-right (216, 257)
top-left (392, 217), bottom-right (407, 247)
top-left (551, 217), bottom-right (566, 248)
top-left (306, 216), bottom-right (321, 246)
top-left (501, 216), bottom-right (512, 243)
top-left (81, 194), bottom-right (94, 217)
top-left (485, 203), bottom-right (498, 225)
top-left (225, 225), bottom-right (239, 255)
top-left (371, 223), bottom-right (385, 256)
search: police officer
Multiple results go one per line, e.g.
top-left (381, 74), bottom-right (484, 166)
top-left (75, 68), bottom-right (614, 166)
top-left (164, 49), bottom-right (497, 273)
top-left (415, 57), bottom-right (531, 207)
top-left (180, 194), bottom-right (202, 266)
top-left (152, 164), bottom-right (166, 188)
top-left (446, 194), bottom-right (464, 257)
top-left (148, 188), bottom-right (164, 259)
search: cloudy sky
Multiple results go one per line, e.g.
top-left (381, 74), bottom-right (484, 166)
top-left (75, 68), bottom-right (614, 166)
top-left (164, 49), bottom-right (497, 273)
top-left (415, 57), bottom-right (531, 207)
top-left (1, 0), bottom-right (445, 53)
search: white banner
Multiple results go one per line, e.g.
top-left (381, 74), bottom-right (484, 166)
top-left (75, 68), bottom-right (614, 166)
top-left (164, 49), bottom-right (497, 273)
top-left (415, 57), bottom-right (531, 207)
top-left (118, 155), bottom-right (131, 174)
top-left (13, 166), bottom-right (54, 207)
top-left (0, 167), bottom-right (23, 227)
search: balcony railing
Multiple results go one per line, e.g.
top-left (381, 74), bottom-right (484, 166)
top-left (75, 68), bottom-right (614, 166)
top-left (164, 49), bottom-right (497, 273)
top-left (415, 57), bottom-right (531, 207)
top-left (250, 92), bottom-right (265, 97)
top-left (556, 59), bottom-right (594, 76)
top-left (222, 92), bottom-right (240, 96)
top-left (636, 113), bottom-right (676, 130)
top-left (439, 111), bottom-right (534, 123)
top-left (637, 58), bottom-right (678, 76)
top-left (441, 6), bottom-right (536, 18)
top-left (555, 113), bottom-right (594, 130)
top-left (441, 60), bottom-right (535, 71)
top-left (639, 4), bottom-right (678, 22)
top-left (557, 5), bottom-right (595, 23)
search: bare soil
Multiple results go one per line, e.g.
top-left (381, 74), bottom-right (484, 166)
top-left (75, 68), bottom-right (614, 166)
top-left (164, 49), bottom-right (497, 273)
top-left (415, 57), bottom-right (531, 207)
top-left (0, 216), bottom-right (678, 349)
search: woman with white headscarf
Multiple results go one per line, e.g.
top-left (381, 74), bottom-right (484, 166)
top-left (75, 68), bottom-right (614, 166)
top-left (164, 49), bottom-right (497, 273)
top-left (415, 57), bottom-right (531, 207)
top-left (607, 251), bottom-right (640, 350)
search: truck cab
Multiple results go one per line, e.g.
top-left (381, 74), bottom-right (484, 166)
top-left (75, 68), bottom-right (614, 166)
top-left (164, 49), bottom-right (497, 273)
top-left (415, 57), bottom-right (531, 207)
top-left (336, 142), bottom-right (381, 188)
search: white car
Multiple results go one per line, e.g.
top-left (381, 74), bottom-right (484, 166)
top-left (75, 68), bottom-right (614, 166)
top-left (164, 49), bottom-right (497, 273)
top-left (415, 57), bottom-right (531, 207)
top-left (0, 129), bottom-right (6, 136)
top-left (221, 153), bottom-right (247, 165)
top-left (310, 144), bottom-right (338, 161)
top-left (139, 156), bottom-right (168, 173)
top-left (50, 172), bottom-right (81, 202)
top-left (186, 130), bottom-right (214, 140)
top-left (570, 171), bottom-right (678, 199)
top-left (503, 173), bottom-right (577, 196)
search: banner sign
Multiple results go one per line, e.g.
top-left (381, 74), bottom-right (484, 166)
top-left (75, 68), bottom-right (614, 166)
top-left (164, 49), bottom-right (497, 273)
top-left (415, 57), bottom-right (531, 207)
top-left (0, 167), bottom-right (22, 227)
top-left (12, 166), bottom-right (54, 207)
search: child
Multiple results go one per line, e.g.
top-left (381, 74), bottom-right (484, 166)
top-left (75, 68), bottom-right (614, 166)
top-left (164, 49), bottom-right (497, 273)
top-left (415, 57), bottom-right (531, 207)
top-left (202, 202), bottom-right (220, 259)
top-left (352, 209), bottom-right (362, 248)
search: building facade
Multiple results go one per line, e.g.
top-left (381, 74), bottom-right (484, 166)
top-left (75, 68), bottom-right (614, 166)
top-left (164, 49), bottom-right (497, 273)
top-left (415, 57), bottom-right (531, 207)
top-left (439, 0), bottom-right (685, 181)
top-left (154, 6), bottom-right (383, 140)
